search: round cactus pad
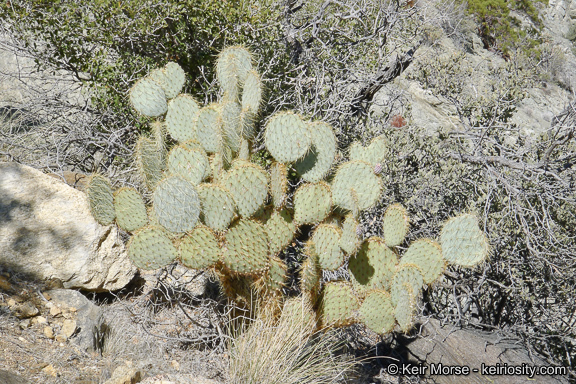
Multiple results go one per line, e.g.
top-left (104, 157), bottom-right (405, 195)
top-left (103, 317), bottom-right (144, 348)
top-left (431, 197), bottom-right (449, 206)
top-left (264, 111), bottom-right (311, 163)
top-left (312, 224), bottom-right (344, 271)
top-left (349, 135), bottom-right (387, 167)
top-left (319, 281), bottom-right (359, 328)
top-left (129, 77), bottom-right (167, 117)
top-left (166, 94), bottom-right (201, 142)
top-left (179, 225), bottom-right (221, 269)
top-left (153, 176), bottom-right (200, 233)
top-left (331, 161), bottom-right (381, 212)
top-left (113, 187), bottom-right (148, 232)
top-left (294, 121), bottom-right (337, 183)
top-left (265, 209), bottom-right (296, 256)
top-left (400, 239), bottom-right (445, 284)
top-left (128, 226), bottom-right (177, 270)
top-left (390, 263), bottom-right (424, 306)
top-left (149, 61), bottom-right (186, 99)
top-left (223, 163), bottom-right (268, 218)
top-left (293, 182), bottom-right (332, 224)
top-left (359, 290), bottom-right (396, 335)
top-left (197, 184), bottom-right (236, 231)
top-left (222, 219), bottom-right (269, 274)
top-left (348, 237), bottom-right (398, 293)
top-left (167, 146), bottom-right (209, 185)
top-left (440, 214), bottom-right (490, 267)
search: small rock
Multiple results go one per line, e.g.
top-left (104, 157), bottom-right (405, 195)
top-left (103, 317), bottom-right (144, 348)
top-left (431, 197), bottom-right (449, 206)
top-left (7, 298), bottom-right (16, 307)
top-left (43, 326), bottom-right (54, 339)
top-left (32, 316), bottom-right (47, 325)
top-left (55, 334), bottom-right (67, 343)
top-left (41, 364), bottom-right (57, 377)
top-left (62, 319), bottom-right (77, 338)
top-left (50, 305), bottom-right (62, 317)
top-left (18, 319), bottom-right (30, 329)
top-left (17, 336), bottom-right (27, 343)
top-left (47, 289), bottom-right (106, 352)
top-left (12, 302), bottom-right (39, 319)
top-left (170, 360), bottom-right (180, 371)
top-left (104, 361), bottom-right (142, 384)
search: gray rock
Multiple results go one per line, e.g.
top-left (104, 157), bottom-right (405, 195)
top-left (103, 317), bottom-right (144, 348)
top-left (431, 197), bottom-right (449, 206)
top-left (46, 289), bottom-right (106, 353)
top-left (398, 318), bottom-right (569, 384)
top-left (0, 162), bottom-right (136, 292)
top-left (0, 370), bottom-right (29, 384)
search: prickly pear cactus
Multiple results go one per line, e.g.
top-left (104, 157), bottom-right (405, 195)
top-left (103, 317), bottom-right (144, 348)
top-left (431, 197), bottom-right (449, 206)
top-left (86, 46), bottom-right (490, 335)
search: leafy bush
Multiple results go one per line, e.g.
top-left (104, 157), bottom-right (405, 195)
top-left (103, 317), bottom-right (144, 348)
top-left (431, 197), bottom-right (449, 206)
top-left (461, 0), bottom-right (547, 55)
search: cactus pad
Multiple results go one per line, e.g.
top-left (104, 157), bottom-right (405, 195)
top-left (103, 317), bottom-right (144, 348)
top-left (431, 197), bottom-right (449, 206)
top-left (150, 62), bottom-right (186, 99)
top-left (293, 121), bottom-right (337, 183)
top-left (165, 94), bottom-right (200, 142)
top-left (128, 226), bottom-right (177, 270)
top-left (440, 214), bottom-right (490, 267)
top-left (269, 162), bottom-right (288, 209)
top-left (129, 77), bottom-right (167, 117)
top-left (349, 135), bottom-right (387, 167)
top-left (340, 214), bottom-right (361, 255)
top-left (390, 263), bottom-right (424, 306)
top-left (299, 254), bottom-right (321, 297)
top-left (216, 46), bottom-right (253, 100)
top-left (179, 225), bottom-right (221, 269)
top-left (331, 161), bottom-right (381, 212)
top-left (167, 146), bottom-right (209, 185)
top-left (259, 256), bottom-right (287, 294)
top-left (264, 111), bottom-right (311, 163)
top-left (394, 282), bottom-right (417, 333)
top-left (312, 224), bottom-right (344, 271)
top-left (196, 104), bottom-right (223, 153)
top-left (382, 203), bottom-right (410, 247)
top-left (223, 163), bottom-right (268, 218)
top-left (221, 101), bottom-right (242, 153)
top-left (113, 187), bottom-right (148, 232)
top-left (197, 184), bottom-right (236, 231)
top-left (135, 136), bottom-right (166, 191)
top-left (293, 182), bottom-right (332, 224)
top-left (86, 174), bottom-right (116, 226)
top-left (348, 237), bottom-right (398, 293)
top-left (318, 281), bottom-right (359, 327)
top-left (153, 176), bottom-right (201, 233)
top-left (265, 209), bottom-right (296, 256)
top-left (359, 290), bottom-right (396, 335)
top-left (400, 239), bottom-right (445, 284)
top-left (282, 297), bottom-right (316, 326)
top-left (222, 219), bottom-right (269, 274)
top-left (242, 69), bottom-right (262, 114)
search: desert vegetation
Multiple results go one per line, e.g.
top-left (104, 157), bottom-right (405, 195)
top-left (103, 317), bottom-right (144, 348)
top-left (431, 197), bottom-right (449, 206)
top-left (0, 0), bottom-right (575, 382)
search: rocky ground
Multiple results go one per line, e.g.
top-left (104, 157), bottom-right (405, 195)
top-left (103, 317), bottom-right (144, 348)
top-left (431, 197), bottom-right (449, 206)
top-left (0, 264), bottom-right (408, 384)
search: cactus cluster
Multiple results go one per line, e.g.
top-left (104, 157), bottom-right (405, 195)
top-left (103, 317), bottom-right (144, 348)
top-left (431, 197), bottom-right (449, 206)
top-left (86, 46), bottom-right (490, 334)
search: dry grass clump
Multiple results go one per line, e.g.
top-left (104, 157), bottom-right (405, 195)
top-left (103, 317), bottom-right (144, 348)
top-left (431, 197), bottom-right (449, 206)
top-left (227, 297), bottom-right (357, 384)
